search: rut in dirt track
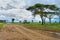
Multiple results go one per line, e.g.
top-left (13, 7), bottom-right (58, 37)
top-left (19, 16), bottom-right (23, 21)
top-left (4, 24), bottom-right (60, 40)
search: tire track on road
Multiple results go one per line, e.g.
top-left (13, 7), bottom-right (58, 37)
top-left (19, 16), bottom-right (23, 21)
top-left (4, 24), bottom-right (60, 40)
top-left (14, 25), bottom-right (60, 40)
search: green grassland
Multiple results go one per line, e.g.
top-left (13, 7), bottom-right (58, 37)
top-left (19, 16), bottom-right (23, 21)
top-left (0, 23), bottom-right (4, 29)
top-left (20, 22), bottom-right (60, 31)
top-left (0, 22), bottom-right (60, 32)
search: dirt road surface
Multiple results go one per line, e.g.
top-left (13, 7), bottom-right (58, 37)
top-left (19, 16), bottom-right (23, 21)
top-left (0, 23), bottom-right (60, 40)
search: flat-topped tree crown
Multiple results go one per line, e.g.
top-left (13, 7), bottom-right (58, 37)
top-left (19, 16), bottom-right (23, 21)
top-left (49, 5), bottom-right (57, 10)
top-left (26, 3), bottom-right (57, 25)
top-left (27, 6), bottom-right (35, 12)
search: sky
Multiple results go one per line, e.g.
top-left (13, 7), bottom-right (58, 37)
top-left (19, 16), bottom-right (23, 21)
top-left (25, 0), bottom-right (60, 7)
top-left (0, 0), bottom-right (60, 22)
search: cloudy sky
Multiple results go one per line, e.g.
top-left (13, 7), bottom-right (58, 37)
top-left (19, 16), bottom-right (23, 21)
top-left (0, 0), bottom-right (60, 22)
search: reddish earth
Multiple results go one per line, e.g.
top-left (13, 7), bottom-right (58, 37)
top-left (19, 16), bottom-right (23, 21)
top-left (0, 23), bottom-right (60, 40)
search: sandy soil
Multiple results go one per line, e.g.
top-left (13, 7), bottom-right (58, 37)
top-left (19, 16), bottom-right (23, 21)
top-left (0, 23), bottom-right (60, 40)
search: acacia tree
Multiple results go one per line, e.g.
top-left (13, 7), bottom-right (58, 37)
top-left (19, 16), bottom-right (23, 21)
top-left (49, 5), bottom-right (56, 23)
top-left (47, 14), bottom-right (54, 23)
top-left (34, 4), bottom-right (44, 25)
top-left (27, 4), bottom-right (48, 25)
top-left (27, 3), bottom-right (57, 24)
top-left (56, 8), bottom-right (60, 23)
top-left (44, 5), bottom-right (57, 23)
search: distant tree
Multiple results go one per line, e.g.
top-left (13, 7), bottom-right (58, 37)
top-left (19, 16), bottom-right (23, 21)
top-left (32, 20), bottom-right (33, 23)
top-left (19, 21), bottom-right (21, 23)
top-left (23, 20), bottom-right (30, 24)
top-left (23, 20), bottom-right (27, 24)
top-left (39, 21), bottom-right (41, 23)
top-left (12, 18), bottom-right (15, 23)
top-left (0, 20), bottom-right (6, 23)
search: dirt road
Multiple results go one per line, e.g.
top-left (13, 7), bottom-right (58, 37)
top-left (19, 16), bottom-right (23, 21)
top-left (0, 23), bottom-right (60, 40)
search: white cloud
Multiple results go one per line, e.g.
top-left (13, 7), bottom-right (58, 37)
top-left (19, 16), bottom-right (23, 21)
top-left (0, 9), bottom-right (33, 21)
top-left (0, 15), bottom-right (6, 20)
top-left (0, 0), bottom-right (26, 9)
top-left (0, 0), bottom-right (33, 22)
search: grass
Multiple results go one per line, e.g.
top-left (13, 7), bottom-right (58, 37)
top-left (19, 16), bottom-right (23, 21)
top-left (20, 22), bottom-right (60, 31)
top-left (0, 23), bottom-right (4, 29)
top-left (1, 22), bottom-right (60, 32)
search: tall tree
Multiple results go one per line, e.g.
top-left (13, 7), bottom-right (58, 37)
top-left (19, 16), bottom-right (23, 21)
top-left (34, 4), bottom-right (47, 25)
top-left (56, 8), bottom-right (60, 23)
top-left (27, 4), bottom-right (48, 25)
top-left (27, 3), bottom-right (57, 24)
top-left (49, 5), bottom-right (57, 23)
top-left (47, 14), bottom-right (54, 23)
top-left (44, 5), bottom-right (57, 23)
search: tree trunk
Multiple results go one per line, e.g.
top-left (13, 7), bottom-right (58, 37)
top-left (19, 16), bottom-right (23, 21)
top-left (59, 16), bottom-right (60, 23)
top-left (43, 19), bottom-right (45, 24)
top-left (42, 18), bottom-right (44, 25)
top-left (41, 16), bottom-right (46, 25)
top-left (41, 16), bottom-right (44, 25)
top-left (32, 20), bottom-right (33, 23)
top-left (49, 18), bottom-right (51, 23)
top-left (12, 18), bottom-right (15, 23)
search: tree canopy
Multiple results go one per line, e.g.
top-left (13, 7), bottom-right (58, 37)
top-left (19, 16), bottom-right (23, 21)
top-left (27, 3), bottom-right (57, 25)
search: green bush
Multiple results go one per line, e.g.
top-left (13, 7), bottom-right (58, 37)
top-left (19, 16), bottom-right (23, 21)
top-left (0, 20), bottom-right (6, 23)
top-left (23, 20), bottom-right (30, 24)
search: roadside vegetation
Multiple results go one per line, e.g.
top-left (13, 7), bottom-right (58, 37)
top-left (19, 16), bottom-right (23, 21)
top-left (0, 23), bottom-right (4, 29)
top-left (20, 22), bottom-right (60, 32)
